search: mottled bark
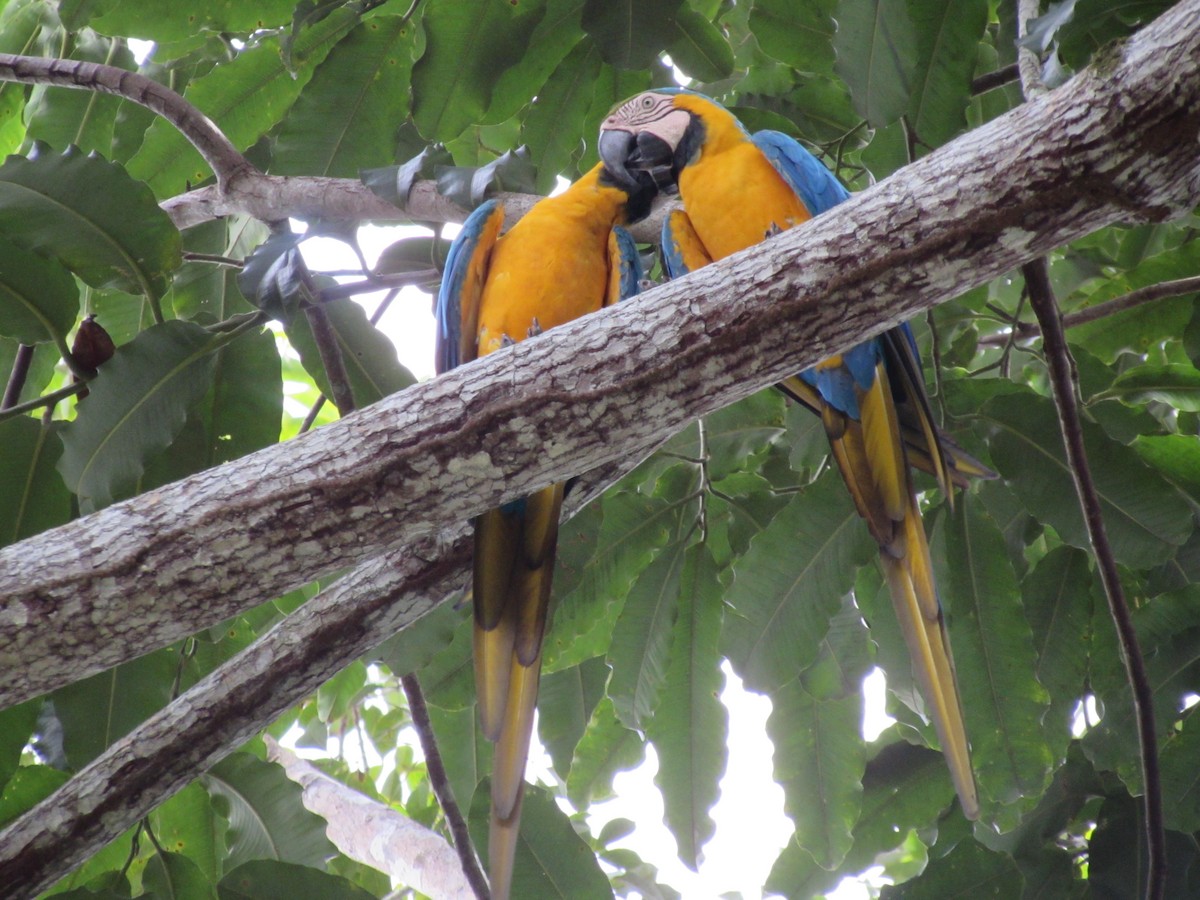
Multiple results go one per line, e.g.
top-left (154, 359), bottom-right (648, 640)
top-left (3, 0), bottom-right (1200, 709)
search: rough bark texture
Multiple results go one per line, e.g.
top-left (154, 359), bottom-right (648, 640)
top-left (265, 737), bottom-right (473, 900)
top-left (3, 1), bottom-right (1200, 709)
top-left (0, 452), bottom-right (652, 898)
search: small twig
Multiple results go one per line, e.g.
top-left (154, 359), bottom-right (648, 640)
top-left (299, 395), bottom-right (327, 434)
top-left (182, 252), bottom-right (244, 268)
top-left (320, 270), bottom-right (440, 302)
top-left (0, 54), bottom-right (257, 191)
top-left (971, 63), bottom-right (1019, 95)
top-left (0, 379), bottom-right (87, 422)
top-left (1024, 259), bottom-right (1165, 900)
top-left (2, 343), bottom-right (33, 409)
top-left (401, 673), bottom-right (490, 900)
top-left (305, 305), bottom-right (356, 417)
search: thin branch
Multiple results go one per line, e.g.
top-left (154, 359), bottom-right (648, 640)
top-left (2, 343), bottom-right (33, 409)
top-left (1017, 0), bottom-right (1049, 99)
top-left (0, 379), bottom-right (87, 422)
top-left (0, 54), bottom-right (257, 191)
top-left (978, 275), bottom-right (1200, 345)
top-left (305, 303), bottom-right (356, 417)
top-left (182, 252), bottom-right (244, 268)
top-left (320, 271), bottom-right (440, 302)
top-left (971, 62), bottom-right (1020, 95)
top-left (299, 395), bottom-right (327, 434)
top-left (1023, 259), bottom-right (1165, 900)
top-left (402, 673), bottom-right (490, 900)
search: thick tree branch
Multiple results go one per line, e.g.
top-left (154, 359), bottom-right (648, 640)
top-left (0, 449), bottom-right (656, 897)
top-left (0, 54), bottom-right (256, 191)
top-left (3, 0), bottom-right (1200, 709)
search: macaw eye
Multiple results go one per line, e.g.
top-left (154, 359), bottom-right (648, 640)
top-left (641, 96), bottom-right (654, 108)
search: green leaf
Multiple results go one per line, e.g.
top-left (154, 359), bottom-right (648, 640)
top-left (0, 145), bottom-right (181, 298)
top-left (128, 13), bottom-right (358, 196)
top-left (607, 533), bottom-right (691, 729)
top-left (1057, 0), bottom-right (1176, 69)
top-left (880, 835), bottom-right (1022, 898)
top-left (980, 389), bottom-right (1192, 569)
top-left (272, 15), bottom-right (418, 178)
top-left (201, 325), bottom-right (283, 466)
top-left (567, 697), bottom-right (646, 808)
top-left (523, 42), bottom-right (603, 192)
top-left (419, 609), bottom-right (476, 710)
top-left (664, 391), bottom-right (787, 483)
top-left (0, 765), bottom-right (71, 828)
top-left (576, 63), bottom-right (652, 172)
top-left (767, 680), bottom-right (863, 870)
top-left (58, 319), bottom-right (220, 511)
top-left (833, 0), bottom-right (918, 128)
top-left (646, 544), bottom-right (727, 869)
top-left (87, 0), bottom-right (296, 42)
top-left (218, 860), bottom-right (374, 900)
top-left (1097, 363), bottom-right (1200, 411)
top-left (582, 0), bottom-right (684, 70)
top-left (0, 417), bottom-right (71, 548)
top-left (204, 753), bottom-right (337, 873)
top-left (410, 0), bottom-right (548, 141)
top-left (1134, 433), bottom-right (1200, 505)
top-left (1021, 547), bottom-right (1094, 759)
top-left (285, 298), bottom-right (415, 409)
top-left (665, 8), bottom-right (734, 82)
top-left (372, 600), bottom-right (467, 677)
top-left (722, 470), bottom-right (876, 692)
top-left (49, 646), bottom-right (178, 768)
top-left (151, 782), bottom-right (223, 884)
top-left (747, 0), bottom-right (836, 74)
top-left (426, 703), bottom-right (489, 816)
top-left (538, 657), bottom-right (609, 779)
top-left (0, 700), bottom-right (38, 789)
top-left (905, 0), bottom-right (988, 150)
top-left (1087, 794), bottom-right (1199, 900)
top-left (1160, 708), bottom-right (1200, 833)
top-left (317, 660), bottom-right (367, 722)
top-left (468, 780), bottom-right (613, 899)
top-left (143, 850), bottom-right (217, 900)
top-left (934, 501), bottom-right (1053, 826)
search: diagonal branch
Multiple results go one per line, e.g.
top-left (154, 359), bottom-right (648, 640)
top-left (3, 0), bottom-right (1200, 708)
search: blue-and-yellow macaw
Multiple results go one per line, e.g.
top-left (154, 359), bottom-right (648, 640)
top-left (599, 90), bottom-right (986, 820)
top-left (435, 161), bottom-right (655, 898)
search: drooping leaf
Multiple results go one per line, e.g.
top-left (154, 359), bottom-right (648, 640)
top-left (646, 544), bottom-right (727, 869)
top-left (57, 319), bottom-right (220, 511)
top-left (467, 780), bottom-right (613, 899)
top-left (0, 417), bottom-right (71, 548)
top-left (567, 697), bottom-right (646, 809)
top-left (361, 143), bottom-right (455, 210)
top-left (204, 753), bottom-right (337, 873)
top-left (665, 8), bottom-right (734, 82)
top-left (933, 501), bottom-right (1053, 827)
top-left (833, 0), bottom-right (918, 127)
top-left (410, 0), bottom-right (548, 141)
top-left (87, 0), bottom-right (296, 42)
top-left (980, 389), bottom-right (1192, 569)
top-left (0, 145), bottom-right (181, 299)
top-left (767, 679), bottom-right (864, 871)
top-left (484, 0), bottom-right (587, 126)
top-left (538, 656), bottom-right (610, 779)
top-left (435, 146), bottom-right (539, 209)
top-left (271, 15), bottom-right (418, 178)
top-left (905, 0), bottom-right (988, 150)
top-left (127, 12), bottom-right (358, 196)
top-left (217, 860), bottom-right (374, 900)
top-left (747, 0), bottom-right (836, 74)
top-left (722, 470), bottom-right (877, 693)
top-left (523, 42), bottom-right (603, 192)
top-left (582, 0), bottom-right (684, 70)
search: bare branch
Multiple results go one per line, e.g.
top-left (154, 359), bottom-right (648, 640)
top-left (971, 63), bottom-right (1019, 96)
top-left (3, 0), bottom-right (1200, 707)
top-left (0, 54), bottom-right (256, 191)
top-left (2, 343), bottom-right (33, 409)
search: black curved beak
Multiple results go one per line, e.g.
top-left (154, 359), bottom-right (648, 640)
top-left (599, 128), bottom-right (639, 191)
top-left (600, 129), bottom-right (679, 193)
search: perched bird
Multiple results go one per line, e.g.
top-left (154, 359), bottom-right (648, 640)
top-left (599, 89), bottom-right (987, 820)
top-left (435, 161), bottom-right (655, 898)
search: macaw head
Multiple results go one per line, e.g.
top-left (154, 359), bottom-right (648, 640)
top-left (598, 89), bottom-right (745, 192)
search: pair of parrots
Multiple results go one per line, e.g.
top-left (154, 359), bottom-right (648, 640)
top-left (435, 88), bottom-right (986, 900)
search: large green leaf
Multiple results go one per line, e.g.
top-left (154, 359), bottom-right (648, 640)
top-left (905, 0), bottom-right (987, 150)
top-left (285, 298), bottom-right (415, 410)
top-left (127, 13), bottom-right (358, 196)
top-left (143, 851), bottom-right (216, 900)
top-left (582, 0), bottom-right (683, 70)
top-left (934, 501), bottom-right (1052, 827)
top-left (0, 0), bottom-right (47, 155)
top-left (646, 543), bottom-right (727, 869)
top-left (1133, 433), bottom-right (1200, 505)
top-left (217, 860), bottom-right (373, 900)
top-left (0, 145), bottom-right (181, 299)
top-left (567, 697), bottom-right (646, 809)
top-left (665, 8), bottom-right (734, 82)
top-left (1021, 547), bottom-right (1095, 759)
top-left (426, 702), bottom-right (490, 816)
top-left (151, 782), bottom-right (224, 884)
top-left (607, 533), bottom-right (692, 729)
top-left (57, 319), bottom-right (220, 511)
top-left (880, 835), bottom-right (1022, 898)
top-left (980, 389), bottom-right (1192, 569)
top-left (1086, 794), bottom-right (1199, 900)
top-left (0, 417), bottom-right (71, 548)
top-left (722, 470), bottom-right (876, 693)
top-left (767, 680), bottom-right (863, 871)
top-left (0, 765), bottom-right (71, 828)
top-left (538, 656), bottom-right (609, 779)
top-left (271, 15), bottom-right (418, 178)
top-left (204, 753), bottom-right (337, 874)
top-left (467, 780), bottom-right (613, 899)
top-left (1159, 707), bottom-right (1200, 833)
top-left (410, 0), bottom-right (549, 141)
top-left (49, 646), bottom-right (178, 768)
top-left (485, 0), bottom-right (587, 126)
top-left (86, 0), bottom-right (296, 42)
top-left (833, 0), bottom-right (918, 128)
top-left (523, 42), bottom-right (603, 191)
top-left (1098, 363), bottom-right (1200, 411)
top-left (747, 0), bottom-right (836, 74)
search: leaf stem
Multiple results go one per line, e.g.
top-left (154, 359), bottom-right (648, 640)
top-left (2, 343), bottom-right (33, 409)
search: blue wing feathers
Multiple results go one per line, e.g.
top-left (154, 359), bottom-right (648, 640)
top-left (751, 130), bottom-right (850, 216)
top-left (660, 215), bottom-right (690, 279)
top-left (612, 225), bottom-right (644, 300)
top-left (435, 199), bottom-right (504, 374)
